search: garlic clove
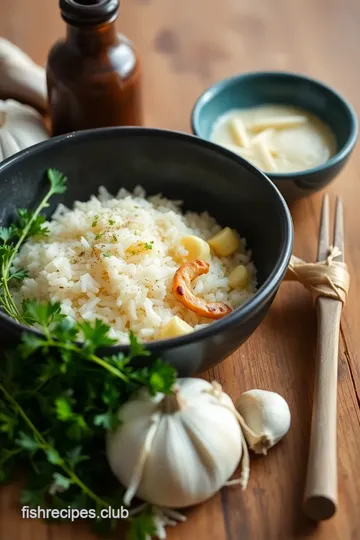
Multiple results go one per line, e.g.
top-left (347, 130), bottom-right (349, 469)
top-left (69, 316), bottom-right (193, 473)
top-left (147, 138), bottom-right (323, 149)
top-left (0, 38), bottom-right (47, 113)
top-left (0, 99), bottom-right (49, 163)
top-left (236, 389), bottom-right (291, 455)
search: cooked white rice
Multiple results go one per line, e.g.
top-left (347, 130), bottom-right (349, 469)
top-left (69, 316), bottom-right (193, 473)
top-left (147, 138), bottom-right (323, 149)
top-left (11, 186), bottom-right (257, 344)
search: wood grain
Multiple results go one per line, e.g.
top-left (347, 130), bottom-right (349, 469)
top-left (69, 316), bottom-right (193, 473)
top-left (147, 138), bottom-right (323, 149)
top-left (1, 1), bottom-right (360, 539)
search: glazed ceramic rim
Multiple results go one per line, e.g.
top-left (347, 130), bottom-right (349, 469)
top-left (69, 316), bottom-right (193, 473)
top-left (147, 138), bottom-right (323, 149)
top-left (0, 127), bottom-right (293, 352)
top-left (191, 70), bottom-right (358, 180)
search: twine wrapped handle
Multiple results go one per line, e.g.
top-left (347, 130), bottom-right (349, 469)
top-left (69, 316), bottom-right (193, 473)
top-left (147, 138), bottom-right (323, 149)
top-left (284, 246), bottom-right (350, 303)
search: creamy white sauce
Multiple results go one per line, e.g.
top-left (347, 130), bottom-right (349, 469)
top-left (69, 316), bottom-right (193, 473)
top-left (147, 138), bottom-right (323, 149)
top-left (210, 104), bottom-right (336, 173)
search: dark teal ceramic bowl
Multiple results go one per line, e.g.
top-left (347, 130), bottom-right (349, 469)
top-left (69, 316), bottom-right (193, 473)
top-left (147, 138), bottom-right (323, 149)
top-left (0, 128), bottom-right (293, 376)
top-left (191, 71), bottom-right (358, 201)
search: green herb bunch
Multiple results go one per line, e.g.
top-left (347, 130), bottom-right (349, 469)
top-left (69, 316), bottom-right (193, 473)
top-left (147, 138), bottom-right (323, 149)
top-left (0, 171), bottom-right (177, 538)
top-left (0, 169), bottom-right (66, 323)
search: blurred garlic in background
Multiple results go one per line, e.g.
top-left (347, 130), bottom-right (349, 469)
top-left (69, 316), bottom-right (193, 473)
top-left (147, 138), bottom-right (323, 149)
top-left (0, 38), bottom-right (47, 113)
top-left (0, 99), bottom-right (48, 162)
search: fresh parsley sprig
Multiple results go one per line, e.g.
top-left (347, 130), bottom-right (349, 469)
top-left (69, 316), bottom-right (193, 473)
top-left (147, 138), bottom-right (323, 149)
top-left (0, 301), bottom-right (176, 537)
top-left (20, 300), bottom-right (175, 395)
top-left (0, 169), bottom-right (67, 322)
top-left (0, 169), bottom-right (178, 538)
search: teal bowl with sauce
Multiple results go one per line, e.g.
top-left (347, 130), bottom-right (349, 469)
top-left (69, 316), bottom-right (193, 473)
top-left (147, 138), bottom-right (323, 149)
top-left (191, 71), bottom-right (358, 201)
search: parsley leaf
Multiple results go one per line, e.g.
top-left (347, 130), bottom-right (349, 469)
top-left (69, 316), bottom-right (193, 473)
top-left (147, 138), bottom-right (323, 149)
top-left (55, 397), bottom-right (73, 422)
top-left (48, 169), bottom-right (67, 194)
top-left (129, 330), bottom-right (151, 358)
top-left (93, 412), bottom-right (117, 430)
top-left (8, 268), bottom-right (28, 282)
top-left (66, 446), bottom-right (89, 469)
top-left (22, 300), bottom-right (65, 328)
top-left (79, 319), bottom-right (117, 352)
top-left (14, 209), bottom-right (49, 238)
top-left (0, 244), bottom-right (13, 266)
top-left (148, 359), bottom-right (177, 395)
top-left (16, 432), bottom-right (39, 452)
top-left (46, 448), bottom-right (63, 466)
top-left (18, 333), bottom-right (45, 358)
top-left (20, 489), bottom-right (46, 507)
top-left (50, 472), bottom-right (72, 493)
top-left (52, 317), bottom-right (78, 342)
top-left (0, 226), bottom-right (14, 243)
top-left (0, 413), bottom-right (17, 437)
top-left (128, 509), bottom-right (158, 540)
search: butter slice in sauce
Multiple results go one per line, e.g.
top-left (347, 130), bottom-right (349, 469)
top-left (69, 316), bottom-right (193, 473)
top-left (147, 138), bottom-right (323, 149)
top-left (211, 105), bottom-right (336, 173)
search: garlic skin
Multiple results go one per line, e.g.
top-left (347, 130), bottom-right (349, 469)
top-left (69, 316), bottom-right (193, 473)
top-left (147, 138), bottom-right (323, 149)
top-left (106, 378), bottom-right (244, 508)
top-left (0, 39), bottom-right (47, 113)
top-left (0, 100), bottom-right (49, 162)
top-left (236, 389), bottom-right (291, 455)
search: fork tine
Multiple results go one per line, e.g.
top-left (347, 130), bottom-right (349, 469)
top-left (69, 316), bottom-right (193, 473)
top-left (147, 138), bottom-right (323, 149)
top-left (317, 194), bottom-right (330, 262)
top-left (333, 197), bottom-right (344, 262)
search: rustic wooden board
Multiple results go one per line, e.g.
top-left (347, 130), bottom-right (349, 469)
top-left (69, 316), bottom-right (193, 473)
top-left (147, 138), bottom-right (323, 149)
top-left (0, 0), bottom-right (359, 539)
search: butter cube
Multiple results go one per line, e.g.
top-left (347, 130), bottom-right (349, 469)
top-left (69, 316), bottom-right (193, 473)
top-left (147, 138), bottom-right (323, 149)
top-left (180, 235), bottom-right (210, 261)
top-left (208, 227), bottom-right (240, 257)
top-left (229, 264), bottom-right (250, 289)
top-left (159, 316), bottom-right (194, 339)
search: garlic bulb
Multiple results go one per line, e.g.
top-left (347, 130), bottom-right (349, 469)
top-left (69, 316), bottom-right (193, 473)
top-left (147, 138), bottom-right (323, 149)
top-left (106, 379), bottom-right (249, 508)
top-left (0, 100), bottom-right (49, 162)
top-left (0, 39), bottom-right (47, 113)
top-left (236, 389), bottom-right (291, 455)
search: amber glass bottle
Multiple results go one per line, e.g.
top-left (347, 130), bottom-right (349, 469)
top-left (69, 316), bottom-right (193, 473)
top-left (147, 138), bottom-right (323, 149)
top-left (46, 0), bottom-right (142, 136)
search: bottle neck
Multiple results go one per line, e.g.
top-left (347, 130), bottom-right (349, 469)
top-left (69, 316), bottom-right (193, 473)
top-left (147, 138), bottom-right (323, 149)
top-left (66, 20), bottom-right (118, 54)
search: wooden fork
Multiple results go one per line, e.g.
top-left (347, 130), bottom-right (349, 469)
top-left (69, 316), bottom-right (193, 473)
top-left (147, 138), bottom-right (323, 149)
top-left (303, 195), bottom-right (344, 521)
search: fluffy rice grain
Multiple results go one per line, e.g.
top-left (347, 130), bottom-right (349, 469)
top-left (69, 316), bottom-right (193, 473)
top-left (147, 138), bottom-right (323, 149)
top-left (11, 186), bottom-right (257, 343)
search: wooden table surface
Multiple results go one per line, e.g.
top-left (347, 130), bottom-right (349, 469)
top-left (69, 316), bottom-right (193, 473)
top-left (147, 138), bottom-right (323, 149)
top-left (1, 1), bottom-right (360, 539)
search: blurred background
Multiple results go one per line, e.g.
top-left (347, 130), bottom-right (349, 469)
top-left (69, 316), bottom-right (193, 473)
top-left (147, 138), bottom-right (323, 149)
top-left (0, 0), bottom-right (358, 131)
